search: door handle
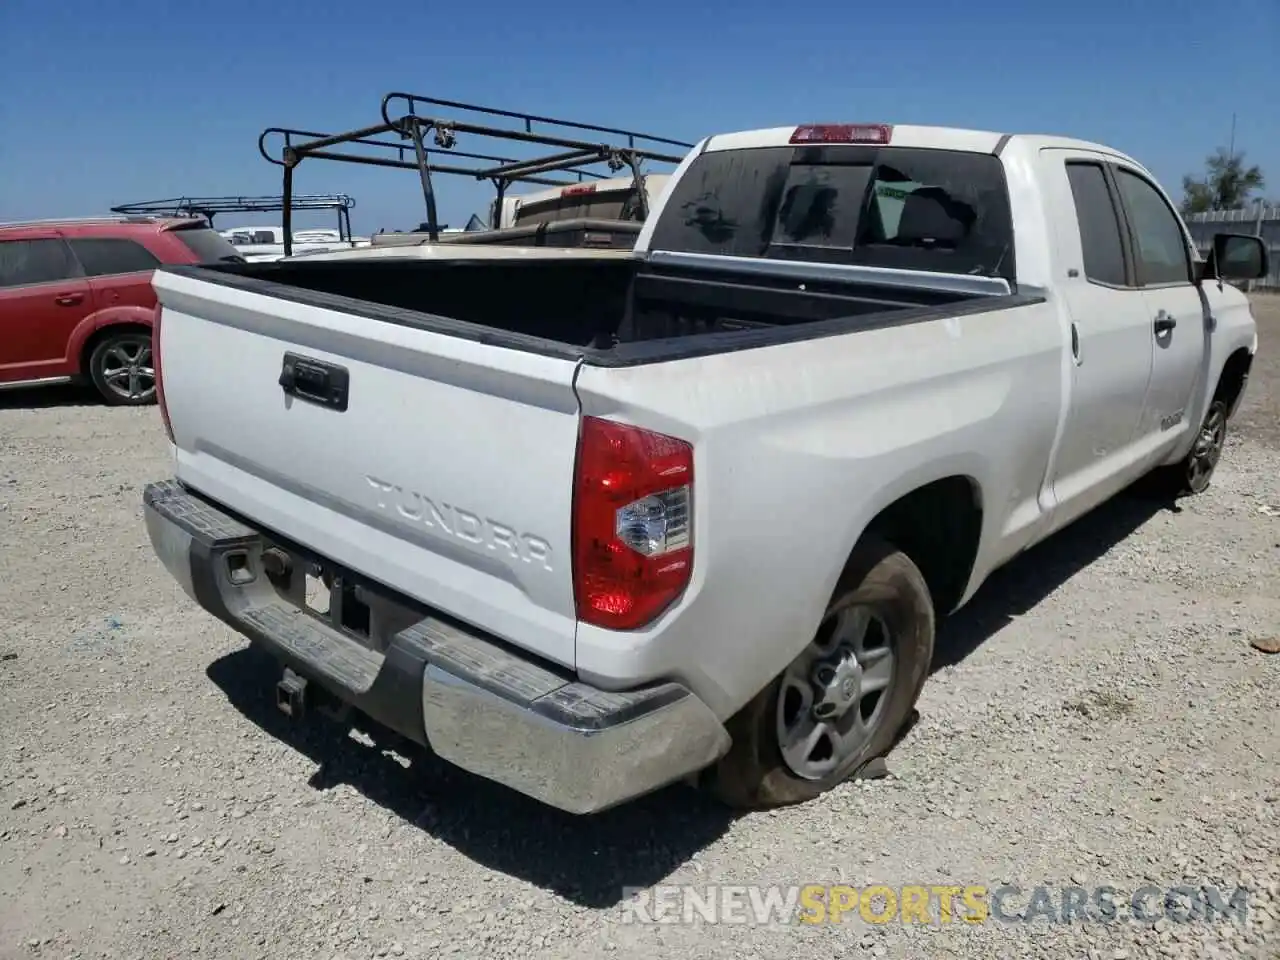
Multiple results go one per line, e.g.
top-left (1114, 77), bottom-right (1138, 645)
top-left (1153, 311), bottom-right (1177, 335)
top-left (279, 352), bottom-right (349, 411)
top-left (54, 294), bottom-right (84, 306)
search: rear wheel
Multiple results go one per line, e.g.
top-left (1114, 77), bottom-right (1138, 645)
top-left (88, 330), bottom-right (156, 406)
top-left (705, 536), bottom-right (934, 809)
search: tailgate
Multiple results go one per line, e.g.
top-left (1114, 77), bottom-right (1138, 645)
top-left (152, 268), bottom-right (583, 668)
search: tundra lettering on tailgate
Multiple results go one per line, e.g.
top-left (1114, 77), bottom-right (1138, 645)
top-left (365, 475), bottom-right (552, 571)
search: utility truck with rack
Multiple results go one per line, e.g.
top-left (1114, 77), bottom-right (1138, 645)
top-left (142, 119), bottom-right (1266, 815)
top-left (488, 174), bottom-right (672, 231)
top-left (257, 93), bottom-right (691, 256)
top-left (360, 173), bottom-right (675, 252)
top-left (111, 195), bottom-right (371, 262)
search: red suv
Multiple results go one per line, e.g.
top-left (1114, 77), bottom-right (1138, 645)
top-left (0, 216), bottom-right (244, 405)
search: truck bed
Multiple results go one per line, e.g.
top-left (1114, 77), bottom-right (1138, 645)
top-left (166, 257), bottom-right (1002, 360)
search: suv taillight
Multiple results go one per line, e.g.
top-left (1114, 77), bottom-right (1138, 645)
top-left (572, 417), bottom-right (693, 630)
top-left (153, 305), bottom-right (174, 442)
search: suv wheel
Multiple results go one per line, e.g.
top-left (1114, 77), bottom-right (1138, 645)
top-left (88, 330), bottom-right (156, 406)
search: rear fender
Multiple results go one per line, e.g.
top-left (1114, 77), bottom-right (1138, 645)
top-left (823, 454), bottom-right (991, 621)
top-left (67, 306), bottom-right (155, 370)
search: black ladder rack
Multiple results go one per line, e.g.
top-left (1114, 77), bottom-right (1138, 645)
top-left (257, 93), bottom-right (694, 253)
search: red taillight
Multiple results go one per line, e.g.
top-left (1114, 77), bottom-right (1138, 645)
top-left (152, 304), bottom-right (174, 442)
top-left (562, 183), bottom-right (598, 197)
top-left (572, 417), bottom-right (694, 631)
top-left (790, 123), bottom-right (893, 145)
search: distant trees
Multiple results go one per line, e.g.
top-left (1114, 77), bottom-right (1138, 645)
top-left (1180, 147), bottom-right (1267, 216)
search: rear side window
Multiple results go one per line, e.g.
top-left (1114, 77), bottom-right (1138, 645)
top-left (170, 225), bottom-right (245, 263)
top-left (0, 238), bottom-right (81, 288)
top-left (69, 238), bottom-right (161, 277)
top-left (1065, 162), bottom-right (1128, 286)
top-left (648, 145), bottom-right (1016, 282)
top-left (1113, 169), bottom-right (1191, 286)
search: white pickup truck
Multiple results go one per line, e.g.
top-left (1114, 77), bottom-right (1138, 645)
top-left (143, 122), bottom-right (1267, 815)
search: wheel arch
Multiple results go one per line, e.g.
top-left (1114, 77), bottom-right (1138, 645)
top-left (857, 474), bottom-right (985, 617)
top-left (69, 306), bottom-right (155, 376)
top-left (1215, 347), bottom-right (1253, 420)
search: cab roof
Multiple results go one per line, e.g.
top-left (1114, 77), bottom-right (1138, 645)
top-left (701, 123), bottom-right (1144, 168)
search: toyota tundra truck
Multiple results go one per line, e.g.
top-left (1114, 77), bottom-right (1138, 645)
top-left (142, 122), bottom-right (1266, 815)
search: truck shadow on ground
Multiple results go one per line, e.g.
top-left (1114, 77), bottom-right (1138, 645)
top-left (205, 485), bottom-right (1171, 908)
top-left (207, 643), bottom-right (735, 909)
top-left (931, 486), bottom-right (1168, 672)
top-left (0, 384), bottom-right (102, 410)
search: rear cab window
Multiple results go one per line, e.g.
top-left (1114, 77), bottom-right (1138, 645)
top-left (168, 224), bottom-right (246, 263)
top-left (648, 143), bottom-right (1016, 283)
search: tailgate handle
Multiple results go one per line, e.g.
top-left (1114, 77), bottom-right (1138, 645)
top-left (279, 353), bottom-right (349, 412)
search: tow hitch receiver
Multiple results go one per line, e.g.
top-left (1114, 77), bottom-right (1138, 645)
top-left (276, 668), bottom-right (308, 717)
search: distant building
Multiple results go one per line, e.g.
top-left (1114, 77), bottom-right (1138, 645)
top-left (1184, 204), bottom-right (1279, 289)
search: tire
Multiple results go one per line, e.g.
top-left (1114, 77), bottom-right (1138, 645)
top-left (1145, 398), bottom-right (1228, 499)
top-left (88, 329), bottom-right (157, 406)
top-left (705, 535), bottom-right (935, 810)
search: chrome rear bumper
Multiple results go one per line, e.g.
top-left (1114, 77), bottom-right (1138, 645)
top-left (143, 480), bottom-right (730, 814)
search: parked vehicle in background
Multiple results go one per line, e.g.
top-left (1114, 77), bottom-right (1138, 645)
top-left (0, 216), bottom-right (243, 404)
top-left (366, 174), bottom-right (676, 251)
top-left (142, 119), bottom-right (1267, 817)
top-left (111, 196), bottom-right (371, 264)
top-left (219, 226), bottom-right (373, 262)
top-left (495, 174), bottom-right (672, 229)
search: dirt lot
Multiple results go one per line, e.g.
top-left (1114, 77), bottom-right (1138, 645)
top-left (2, 297), bottom-right (1278, 960)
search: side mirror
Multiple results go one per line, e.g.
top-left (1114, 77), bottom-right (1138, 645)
top-left (1204, 233), bottom-right (1269, 282)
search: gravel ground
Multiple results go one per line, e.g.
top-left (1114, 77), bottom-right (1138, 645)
top-left (2, 297), bottom-right (1278, 960)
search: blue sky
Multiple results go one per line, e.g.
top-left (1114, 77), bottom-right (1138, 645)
top-left (2, 0), bottom-right (1276, 235)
